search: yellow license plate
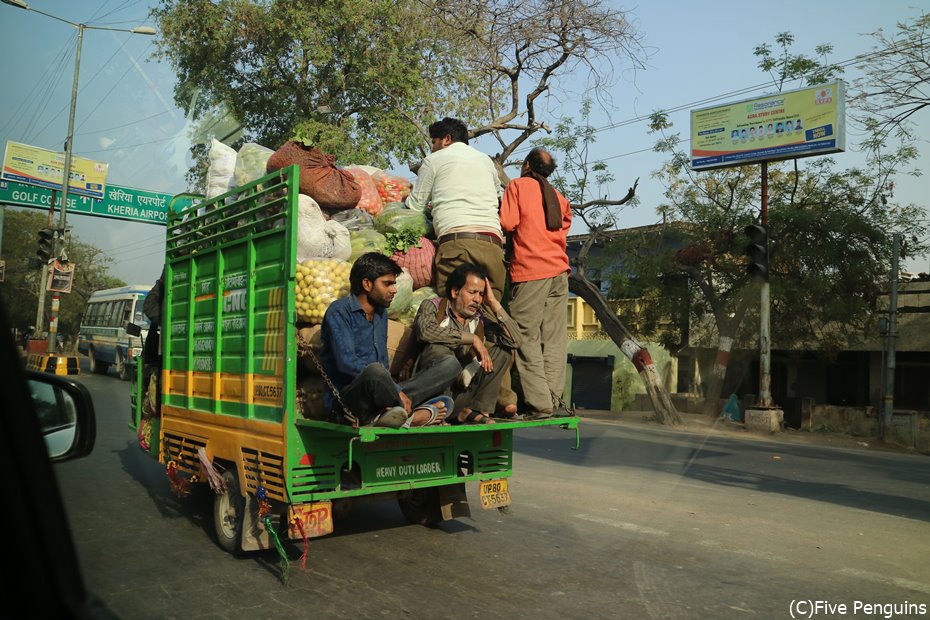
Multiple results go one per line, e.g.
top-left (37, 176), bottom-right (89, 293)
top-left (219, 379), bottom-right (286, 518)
top-left (287, 501), bottom-right (334, 539)
top-left (479, 478), bottom-right (512, 509)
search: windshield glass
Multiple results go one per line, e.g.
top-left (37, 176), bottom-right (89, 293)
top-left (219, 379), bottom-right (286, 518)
top-left (132, 296), bottom-right (151, 329)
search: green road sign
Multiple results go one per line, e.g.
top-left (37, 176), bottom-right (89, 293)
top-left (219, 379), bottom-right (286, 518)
top-left (0, 179), bottom-right (195, 226)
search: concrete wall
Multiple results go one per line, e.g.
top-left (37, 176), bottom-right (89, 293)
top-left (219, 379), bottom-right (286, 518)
top-left (807, 404), bottom-right (930, 453)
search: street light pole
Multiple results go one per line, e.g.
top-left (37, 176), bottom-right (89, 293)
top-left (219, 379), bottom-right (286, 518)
top-left (1, 0), bottom-right (155, 354)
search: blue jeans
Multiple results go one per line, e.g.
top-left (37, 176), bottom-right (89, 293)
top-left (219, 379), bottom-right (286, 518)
top-left (333, 357), bottom-right (461, 425)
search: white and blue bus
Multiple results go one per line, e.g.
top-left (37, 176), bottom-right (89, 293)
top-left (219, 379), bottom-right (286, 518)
top-left (77, 284), bottom-right (152, 380)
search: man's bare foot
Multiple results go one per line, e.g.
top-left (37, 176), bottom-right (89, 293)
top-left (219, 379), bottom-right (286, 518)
top-left (408, 399), bottom-right (449, 427)
top-left (494, 403), bottom-right (518, 418)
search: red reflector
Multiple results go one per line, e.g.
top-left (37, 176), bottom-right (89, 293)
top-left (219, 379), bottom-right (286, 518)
top-left (299, 453), bottom-right (315, 466)
top-left (492, 431), bottom-right (502, 447)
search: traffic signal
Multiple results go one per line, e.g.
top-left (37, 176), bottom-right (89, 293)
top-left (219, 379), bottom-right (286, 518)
top-left (37, 228), bottom-right (56, 263)
top-left (744, 223), bottom-right (768, 281)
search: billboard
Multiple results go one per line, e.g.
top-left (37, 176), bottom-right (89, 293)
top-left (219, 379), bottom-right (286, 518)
top-left (2, 140), bottom-right (109, 200)
top-left (690, 81), bottom-right (845, 171)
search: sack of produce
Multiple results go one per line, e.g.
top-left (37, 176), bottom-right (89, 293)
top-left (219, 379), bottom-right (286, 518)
top-left (295, 258), bottom-right (352, 324)
top-left (345, 167), bottom-right (384, 216)
top-left (387, 319), bottom-right (419, 381)
top-left (349, 229), bottom-right (388, 262)
top-left (351, 164), bottom-right (382, 176)
top-left (296, 194), bottom-right (332, 259)
top-left (296, 194), bottom-right (351, 262)
top-left (205, 139), bottom-right (237, 199)
top-left (393, 286), bottom-right (438, 327)
top-left (296, 375), bottom-right (326, 420)
top-left (330, 207), bottom-right (374, 232)
top-left (390, 237), bottom-right (435, 290)
top-left (387, 269), bottom-right (414, 321)
top-left (266, 141), bottom-right (361, 210)
top-left (374, 205), bottom-right (431, 239)
top-left (324, 219), bottom-right (352, 262)
top-left (235, 142), bottom-right (274, 188)
top-left (371, 171), bottom-right (412, 203)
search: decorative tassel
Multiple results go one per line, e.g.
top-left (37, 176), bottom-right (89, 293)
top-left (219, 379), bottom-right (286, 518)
top-left (291, 515), bottom-right (310, 571)
top-left (166, 460), bottom-right (190, 497)
top-left (257, 484), bottom-right (290, 583)
top-left (265, 515), bottom-right (290, 585)
top-left (138, 419), bottom-right (151, 451)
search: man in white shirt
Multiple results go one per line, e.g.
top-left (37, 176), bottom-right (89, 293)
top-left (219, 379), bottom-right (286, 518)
top-left (406, 117), bottom-right (517, 417)
top-left (405, 117), bottom-right (506, 301)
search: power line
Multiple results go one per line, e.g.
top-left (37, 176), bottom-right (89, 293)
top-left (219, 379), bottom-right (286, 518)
top-left (510, 37), bottom-right (926, 163)
top-left (0, 38), bottom-right (74, 138)
top-left (79, 133), bottom-right (178, 154)
top-left (19, 34), bottom-right (78, 143)
top-left (101, 235), bottom-right (165, 256)
top-left (75, 41), bottom-right (156, 133)
top-left (75, 110), bottom-right (171, 136)
top-left (29, 35), bottom-right (145, 145)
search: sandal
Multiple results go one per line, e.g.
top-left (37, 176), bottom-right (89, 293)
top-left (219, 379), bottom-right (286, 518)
top-left (372, 406), bottom-right (408, 428)
top-left (404, 396), bottom-right (453, 428)
top-left (456, 409), bottom-right (495, 425)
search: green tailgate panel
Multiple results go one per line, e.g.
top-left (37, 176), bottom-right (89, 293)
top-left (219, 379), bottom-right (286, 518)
top-left (162, 168), bottom-right (298, 425)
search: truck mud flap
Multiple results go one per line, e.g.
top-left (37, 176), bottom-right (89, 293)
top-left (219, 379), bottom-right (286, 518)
top-left (439, 483), bottom-right (470, 521)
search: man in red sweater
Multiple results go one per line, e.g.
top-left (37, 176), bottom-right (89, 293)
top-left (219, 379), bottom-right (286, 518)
top-left (499, 147), bottom-right (573, 418)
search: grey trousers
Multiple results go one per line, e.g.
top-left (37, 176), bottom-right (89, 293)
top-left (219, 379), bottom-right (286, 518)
top-left (506, 273), bottom-right (569, 412)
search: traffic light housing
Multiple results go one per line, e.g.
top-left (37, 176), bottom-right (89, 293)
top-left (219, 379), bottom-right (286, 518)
top-left (744, 224), bottom-right (768, 281)
top-left (37, 228), bottom-right (56, 263)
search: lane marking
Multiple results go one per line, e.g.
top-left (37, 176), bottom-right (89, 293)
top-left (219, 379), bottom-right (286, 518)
top-left (839, 568), bottom-right (930, 595)
top-left (574, 514), bottom-right (669, 537)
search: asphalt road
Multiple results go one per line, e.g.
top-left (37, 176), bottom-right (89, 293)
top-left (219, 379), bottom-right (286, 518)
top-left (55, 368), bottom-right (930, 620)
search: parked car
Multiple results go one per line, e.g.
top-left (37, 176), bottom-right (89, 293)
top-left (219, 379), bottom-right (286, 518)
top-left (1, 299), bottom-right (117, 619)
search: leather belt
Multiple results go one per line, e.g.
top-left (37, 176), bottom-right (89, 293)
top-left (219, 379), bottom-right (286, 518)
top-left (437, 231), bottom-right (503, 248)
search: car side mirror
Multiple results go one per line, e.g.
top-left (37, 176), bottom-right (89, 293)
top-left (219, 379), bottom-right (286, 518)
top-left (126, 323), bottom-right (142, 337)
top-left (26, 372), bottom-right (96, 462)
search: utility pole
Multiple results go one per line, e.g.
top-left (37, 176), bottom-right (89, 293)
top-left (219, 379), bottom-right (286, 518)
top-left (882, 233), bottom-right (900, 439)
top-left (2, 0), bottom-right (155, 360)
top-left (743, 161), bottom-right (783, 433)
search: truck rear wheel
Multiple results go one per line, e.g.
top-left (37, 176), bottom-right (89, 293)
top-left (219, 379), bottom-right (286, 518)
top-left (398, 488), bottom-right (442, 527)
top-left (214, 469), bottom-right (244, 555)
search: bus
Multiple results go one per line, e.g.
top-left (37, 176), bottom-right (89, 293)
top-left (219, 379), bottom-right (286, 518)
top-left (77, 284), bottom-right (152, 380)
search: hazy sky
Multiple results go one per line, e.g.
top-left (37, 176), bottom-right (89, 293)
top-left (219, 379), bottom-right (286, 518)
top-left (1, 0), bottom-right (927, 287)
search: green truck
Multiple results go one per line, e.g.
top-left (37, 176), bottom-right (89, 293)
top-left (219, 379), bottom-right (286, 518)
top-left (130, 165), bottom-right (579, 557)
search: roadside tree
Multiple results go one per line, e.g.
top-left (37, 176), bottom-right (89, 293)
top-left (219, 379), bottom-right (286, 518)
top-left (152, 0), bottom-right (647, 185)
top-left (0, 209), bottom-right (124, 345)
top-left (605, 33), bottom-right (927, 414)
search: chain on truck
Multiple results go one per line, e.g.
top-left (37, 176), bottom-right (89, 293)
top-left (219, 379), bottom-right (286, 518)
top-left (129, 165), bottom-right (579, 566)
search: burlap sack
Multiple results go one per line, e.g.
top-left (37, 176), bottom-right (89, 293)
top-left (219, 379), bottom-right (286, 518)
top-left (266, 141), bottom-right (361, 210)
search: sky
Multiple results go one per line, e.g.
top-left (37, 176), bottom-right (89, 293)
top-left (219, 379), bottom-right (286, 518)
top-left (1, 0), bottom-right (928, 288)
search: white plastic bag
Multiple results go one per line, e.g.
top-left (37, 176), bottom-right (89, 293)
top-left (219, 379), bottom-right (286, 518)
top-left (325, 219), bottom-right (352, 262)
top-left (205, 139), bottom-right (237, 199)
top-left (296, 194), bottom-right (332, 261)
top-left (234, 142), bottom-right (274, 188)
top-left (296, 194), bottom-right (352, 262)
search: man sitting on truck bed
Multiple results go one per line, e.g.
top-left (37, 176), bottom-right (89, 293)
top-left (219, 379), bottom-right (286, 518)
top-left (412, 262), bottom-right (522, 425)
top-left (321, 252), bottom-right (461, 427)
